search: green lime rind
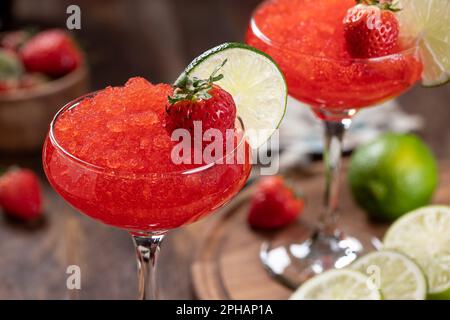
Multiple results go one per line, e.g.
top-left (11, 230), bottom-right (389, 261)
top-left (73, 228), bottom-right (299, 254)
top-left (350, 249), bottom-right (427, 300)
top-left (290, 269), bottom-right (382, 300)
top-left (177, 42), bottom-right (287, 96)
top-left (176, 42), bottom-right (288, 148)
top-left (383, 205), bottom-right (450, 297)
top-left (427, 286), bottom-right (450, 300)
top-left (397, 0), bottom-right (450, 87)
top-left (348, 133), bottom-right (438, 222)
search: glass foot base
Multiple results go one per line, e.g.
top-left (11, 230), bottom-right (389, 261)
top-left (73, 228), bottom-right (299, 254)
top-left (260, 231), bottom-right (379, 289)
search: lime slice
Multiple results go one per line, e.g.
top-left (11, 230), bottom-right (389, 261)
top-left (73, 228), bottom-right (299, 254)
top-left (176, 43), bottom-right (287, 148)
top-left (351, 250), bottom-right (427, 300)
top-left (383, 206), bottom-right (450, 298)
top-left (397, 0), bottom-right (450, 87)
top-left (290, 269), bottom-right (382, 300)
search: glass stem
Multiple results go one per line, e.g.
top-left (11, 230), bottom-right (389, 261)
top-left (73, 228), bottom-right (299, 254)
top-left (131, 232), bottom-right (166, 300)
top-left (318, 117), bottom-right (351, 237)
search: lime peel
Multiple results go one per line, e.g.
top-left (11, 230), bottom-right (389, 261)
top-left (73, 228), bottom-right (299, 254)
top-left (397, 0), bottom-right (450, 87)
top-left (383, 205), bottom-right (450, 295)
top-left (290, 269), bottom-right (382, 300)
top-left (177, 42), bottom-right (288, 148)
top-left (351, 250), bottom-right (427, 300)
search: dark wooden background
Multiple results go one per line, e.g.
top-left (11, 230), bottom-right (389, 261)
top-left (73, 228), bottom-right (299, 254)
top-left (0, 0), bottom-right (449, 299)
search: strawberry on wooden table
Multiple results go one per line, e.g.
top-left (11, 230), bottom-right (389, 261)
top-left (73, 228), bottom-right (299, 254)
top-left (19, 29), bottom-right (82, 77)
top-left (248, 176), bottom-right (304, 230)
top-left (343, 0), bottom-right (400, 58)
top-left (0, 168), bottom-right (42, 220)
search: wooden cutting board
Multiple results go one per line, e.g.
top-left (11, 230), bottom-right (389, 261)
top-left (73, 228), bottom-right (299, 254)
top-left (191, 161), bottom-right (450, 300)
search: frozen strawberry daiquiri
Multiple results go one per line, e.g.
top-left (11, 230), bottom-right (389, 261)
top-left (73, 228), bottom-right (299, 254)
top-left (44, 77), bottom-right (251, 232)
top-left (247, 0), bottom-right (422, 117)
top-left (43, 43), bottom-right (288, 299)
top-left (43, 77), bottom-right (250, 299)
top-left (247, 0), bottom-right (425, 287)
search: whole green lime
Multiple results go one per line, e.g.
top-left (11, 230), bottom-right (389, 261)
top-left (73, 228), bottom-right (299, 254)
top-left (348, 133), bottom-right (438, 221)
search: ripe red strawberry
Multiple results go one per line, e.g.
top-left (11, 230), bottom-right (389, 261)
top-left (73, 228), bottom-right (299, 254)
top-left (343, 0), bottom-right (400, 58)
top-left (19, 29), bottom-right (82, 77)
top-left (0, 168), bottom-right (42, 220)
top-left (166, 60), bottom-right (236, 135)
top-left (248, 176), bottom-right (304, 230)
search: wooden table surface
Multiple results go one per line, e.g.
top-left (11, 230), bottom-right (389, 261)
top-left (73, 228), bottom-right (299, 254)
top-left (0, 0), bottom-right (449, 299)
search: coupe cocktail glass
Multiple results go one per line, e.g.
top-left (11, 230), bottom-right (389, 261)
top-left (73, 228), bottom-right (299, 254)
top-left (247, 0), bottom-right (422, 286)
top-left (43, 90), bottom-right (252, 299)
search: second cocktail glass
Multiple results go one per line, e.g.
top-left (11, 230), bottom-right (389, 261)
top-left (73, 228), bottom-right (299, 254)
top-left (247, 0), bottom-right (422, 287)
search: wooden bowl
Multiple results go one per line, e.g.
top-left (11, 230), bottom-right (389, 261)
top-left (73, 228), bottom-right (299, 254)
top-left (0, 66), bottom-right (89, 152)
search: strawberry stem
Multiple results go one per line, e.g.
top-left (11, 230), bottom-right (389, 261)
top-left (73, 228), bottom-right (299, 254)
top-left (169, 59), bottom-right (228, 105)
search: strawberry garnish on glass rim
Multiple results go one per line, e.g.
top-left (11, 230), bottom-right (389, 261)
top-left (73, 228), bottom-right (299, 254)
top-left (166, 59), bottom-right (237, 136)
top-left (343, 0), bottom-right (401, 59)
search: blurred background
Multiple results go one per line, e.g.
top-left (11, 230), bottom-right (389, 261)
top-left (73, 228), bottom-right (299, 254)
top-left (0, 0), bottom-right (449, 299)
top-left (1, 0), bottom-right (262, 86)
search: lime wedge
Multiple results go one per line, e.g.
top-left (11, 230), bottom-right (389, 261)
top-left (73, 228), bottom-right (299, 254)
top-left (290, 269), bottom-right (382, 300)
top-left (397, 0), bottom-right (450, 87)
top-left (176, 43), bottom-right (287, 148)
top-left (383, 206), bottom-right (450, 298)
top-left (351, 250), bottom-right (427, 300)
